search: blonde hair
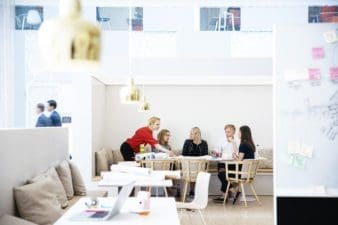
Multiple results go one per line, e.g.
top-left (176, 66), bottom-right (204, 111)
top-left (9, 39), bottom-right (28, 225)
top-left (191, 127), bottom-right (202, 144)
top-left (157, 129), bottom-right (170, 145)
top-left (148, 116), bottom-right (160, 125)
top-left (224, 124), bottom-right (236, 131)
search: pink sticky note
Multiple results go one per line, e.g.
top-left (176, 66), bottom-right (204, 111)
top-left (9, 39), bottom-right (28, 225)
top-left (312, 47), bottom-right (325, 59)
top-left (330, 67), bottom-right (338, 80)
top-left (308, 68), bottom-right (321, 80)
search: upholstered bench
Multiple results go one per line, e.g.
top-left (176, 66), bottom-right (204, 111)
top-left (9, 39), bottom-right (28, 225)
top-left (0, 160), bottom-right (107, 225)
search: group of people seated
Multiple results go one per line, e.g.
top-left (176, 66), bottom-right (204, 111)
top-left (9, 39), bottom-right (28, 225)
top-left (120, 116), bottom-right (256, 203)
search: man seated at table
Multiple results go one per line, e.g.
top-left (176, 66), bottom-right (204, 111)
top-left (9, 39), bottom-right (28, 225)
top-left (213, 124), bottom-right (239, 203)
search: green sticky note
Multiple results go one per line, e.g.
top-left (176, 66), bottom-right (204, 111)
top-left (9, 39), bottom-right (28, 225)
top-left (293, 155), bottom-right (306, 169)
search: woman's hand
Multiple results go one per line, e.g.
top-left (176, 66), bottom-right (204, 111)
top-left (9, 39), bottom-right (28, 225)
top-left (232, 152), bottom-right (239, 160)
top-left (168, 151), bottom-right (175, 157)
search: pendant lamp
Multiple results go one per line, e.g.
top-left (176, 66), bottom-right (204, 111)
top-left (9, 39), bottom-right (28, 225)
top-left (120, 78), bottom-right (140, 104)
top-left (138, 95), bottom-right (150, 112)
top-left (38, 0), bottom-right (101, 70)
top-left (120, 7), bottom-right (140, 104)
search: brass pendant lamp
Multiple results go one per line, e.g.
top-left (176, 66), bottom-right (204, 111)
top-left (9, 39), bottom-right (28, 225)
top-left (120, 6), bottom-right (140, 104)
top-left (38, 0), bottom-right (101, 71)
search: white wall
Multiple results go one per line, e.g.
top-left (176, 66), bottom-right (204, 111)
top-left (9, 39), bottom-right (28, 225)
top-left (91, 78), bottom-right (106, 176)
top-left (103, 85), bottom-right (273, 151)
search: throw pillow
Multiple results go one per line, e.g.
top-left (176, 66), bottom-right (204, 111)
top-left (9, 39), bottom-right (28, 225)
top-left (14, 177), bottom-right (62, 225)
top-left (55, 160), bottom-right (74, 199)
top-left (28, 167), bottom-right (68, 208)
top-left (68, 160), bottom-right (86, 196)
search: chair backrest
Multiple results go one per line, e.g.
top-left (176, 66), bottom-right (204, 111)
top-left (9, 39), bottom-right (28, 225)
top-left (191, 172), bottom-right (211, 209)
top-left (225, 159), bottom-right (260, 183)
top-left (180, 158), bottom-right (208, 182)
top-left (140, 159), bottom-right (174, 171)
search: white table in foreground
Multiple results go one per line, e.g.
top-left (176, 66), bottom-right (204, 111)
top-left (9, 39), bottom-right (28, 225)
top-left (54, 197), bottom-right (180, 225)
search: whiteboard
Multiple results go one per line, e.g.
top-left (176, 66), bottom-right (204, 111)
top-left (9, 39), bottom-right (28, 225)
top-left (275, 23), bottom-right (338, 195)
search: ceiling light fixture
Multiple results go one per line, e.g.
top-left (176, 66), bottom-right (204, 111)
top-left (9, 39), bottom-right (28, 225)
top-left (120, 6), bottom-right (140, 104)
top-left (38, 0), bottom-right (101, 71)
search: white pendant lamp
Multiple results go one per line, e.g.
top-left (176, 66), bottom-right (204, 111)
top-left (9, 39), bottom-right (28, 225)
top-left (38, 0), bottom-right (101, 71)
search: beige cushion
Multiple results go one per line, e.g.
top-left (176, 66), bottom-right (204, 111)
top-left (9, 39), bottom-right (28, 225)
top-left (14, 177), bottom-right (62, 225)
top-left (104, 148), bottom-right (114, 166)
top-left (28, 167), bottom-right (68, 208)
top-left (258, 148), bottom-right (273, 169)
top-left (95, 149), bottom-right (109, 176)
top-left (0, 215), bottom-right (37, 225)
top-left (112, 149), bottom-right (124, 164)
top-left (68, 160), bottom-right (86, 196)
top-left (55, 160), bottom-right (74, 199)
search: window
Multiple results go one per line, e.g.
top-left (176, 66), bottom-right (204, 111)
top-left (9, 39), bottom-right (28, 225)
top-left (15, 6), bottom-right (43, 30)
top-left (96, 7), bottom-right (143, 31)
top-left (200, 7), bottom-right (241, 31)
top-left (308, 6), bottom-right (338, 23)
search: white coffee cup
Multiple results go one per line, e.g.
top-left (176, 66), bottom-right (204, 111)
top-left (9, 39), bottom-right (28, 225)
top-left (136, 191), bottom-right (150, 211)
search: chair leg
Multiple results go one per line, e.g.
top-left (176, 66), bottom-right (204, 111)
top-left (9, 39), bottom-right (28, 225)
top-left (223, 181), bottom-right (231, 204)
top-left (182, 181), bottom-right (188, 202)
top-left (198, 209), bottom-right (207, 225)
top-left (249, 183), bottom-right (261, 205)
top-left (240, 183), bottom-right (247, 207)
top-left (164, 186), bottom-right (168, 197)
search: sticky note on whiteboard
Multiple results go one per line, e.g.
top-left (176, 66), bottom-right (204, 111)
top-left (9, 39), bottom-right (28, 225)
top-left (300, 144), bottom-right (313, 158)
top-left (308, 68), bottom-right (321, 80)
top-left (312, 47), bottom-right (325, 59)
top-left (330, 67), bottom-right (338, 80)
top-left (288, 141), bottom-right (301, 154)
top-left (284, 69), bottom-right (308, 81)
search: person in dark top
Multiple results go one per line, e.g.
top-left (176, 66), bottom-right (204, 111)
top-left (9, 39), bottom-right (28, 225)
top-left (47, 100), bottom-right (62, 127)
top-left (35, 103), bottom-right (52, 127)
top-left (231, 125), bottom-right (256, 204)
top-left (182, 127), bottom-right (208, 197)
top-left (120, 117), bottom-right (174, 161)
top-left (182, 127), bottom-right (208, 156)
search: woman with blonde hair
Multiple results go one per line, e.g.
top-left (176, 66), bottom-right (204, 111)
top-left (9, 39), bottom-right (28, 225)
top-left (182, 127), bottom-right (208, 156)
top-left (120, 116), bottom-right (174, 161)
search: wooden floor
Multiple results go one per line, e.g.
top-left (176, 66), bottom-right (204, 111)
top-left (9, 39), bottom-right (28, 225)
top-left (179, 196), bottom-right (273, 225)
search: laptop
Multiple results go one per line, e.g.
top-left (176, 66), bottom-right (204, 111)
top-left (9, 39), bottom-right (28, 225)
top-left (71, 181), bottom-right (135, 221)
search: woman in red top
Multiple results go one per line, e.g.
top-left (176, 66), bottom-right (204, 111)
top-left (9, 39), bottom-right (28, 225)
top-left (120, 116), bottom-right (174, 161)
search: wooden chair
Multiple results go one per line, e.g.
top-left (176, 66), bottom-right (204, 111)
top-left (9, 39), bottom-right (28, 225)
top-left (139, 159), bottom-right (175, 196)
top-left (224, 159), bottom-right (261, 207)
top-left (179, 158), bottom-right (209, 202)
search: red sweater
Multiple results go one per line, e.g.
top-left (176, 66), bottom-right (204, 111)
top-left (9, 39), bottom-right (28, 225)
top-left (126, 126), bottom-right (158, 153)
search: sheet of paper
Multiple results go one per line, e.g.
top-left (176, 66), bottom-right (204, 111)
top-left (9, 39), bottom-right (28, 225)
top-left (330, 67), bottom-right (338, 80)
top-left (308, 68), bottom-right (321, 80)
top-left (284, 69), bottom-right (308, 82)
top-left (288, 141), bottom-right (301, 154)
top-left (292, 155), bottom-right (306, 169)
top-left (300, 144), bottom-right (313, 158)
top-left (312, 47), bottom-right (325, 59)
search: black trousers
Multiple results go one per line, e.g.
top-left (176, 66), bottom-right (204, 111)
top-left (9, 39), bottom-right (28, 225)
top-left (217, 163), bottom-right (236, 193)
top-left (120, 142), bottom-right (135, 161)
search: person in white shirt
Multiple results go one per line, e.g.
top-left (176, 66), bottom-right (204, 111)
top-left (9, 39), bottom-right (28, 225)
top-left (213, 124), bottom-right (239, 203)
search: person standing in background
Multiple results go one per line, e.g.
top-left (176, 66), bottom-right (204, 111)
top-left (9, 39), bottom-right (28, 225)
top-left (47, 99), bottom-right (62, 127)
top-left (35, 103), bottom-right (51, 127)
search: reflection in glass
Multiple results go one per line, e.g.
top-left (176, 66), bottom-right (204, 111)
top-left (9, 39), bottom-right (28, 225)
top-left (15, 5), bottom-right (43, 30)
top-left (200, 7), bottom-right (240, 31)
top-left (96, 7), bottom-right (143, 31)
